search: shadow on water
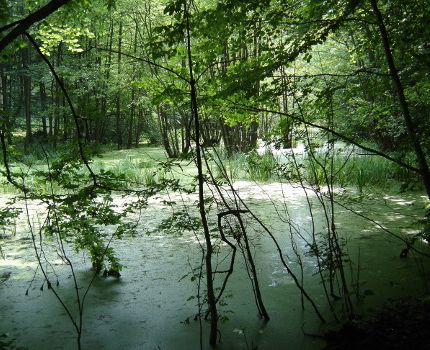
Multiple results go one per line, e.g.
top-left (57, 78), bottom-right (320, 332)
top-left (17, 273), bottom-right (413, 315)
top-left (1, 183), bottom-right (429, 349)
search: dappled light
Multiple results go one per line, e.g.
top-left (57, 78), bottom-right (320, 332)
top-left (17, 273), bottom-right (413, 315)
top-left (1, 0), bottom-right (430, 349)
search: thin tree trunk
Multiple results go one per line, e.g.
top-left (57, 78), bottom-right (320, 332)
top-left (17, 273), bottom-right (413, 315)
top-left (63, 91), bottom-right (68, 140)
top-left (237, 214), bottom-right (269, 320)
top-left (49, 79), bottom-right (53, 139)
top-left (115, 19), bottom-right (123, 149)
top-left (0, 66), bottom-right (8, 111)
top-left (370, 0), bottom-right (430, 200)
top-left (135, 109), bottom-right (143, 147)
top-left (52, 43), bottom-right (64, 147)
top-left (22, 40), bottom-right (32, 149)
top-left (158, 106), bottom-right (174, 158)
top-left (54, 76), bottom-right (60, 148)
top-left (0, 65), bottom-right (11, 143)
top-left (184, 2), bottom-right (218, 346)
top-left (221, 123), bottom-right (239, 156)
top-left (127, 21), bottom-right (138, 149)
top-left (96, 19), bottom-right (113, 144)
top-left (39, 81), bottom-right (47, 136)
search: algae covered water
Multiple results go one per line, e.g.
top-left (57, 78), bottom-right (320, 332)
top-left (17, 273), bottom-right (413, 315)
top-left (1, 182), bottom-right (429, 349)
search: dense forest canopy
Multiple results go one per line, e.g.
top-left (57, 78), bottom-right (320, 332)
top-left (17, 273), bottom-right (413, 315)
top-left (1, 0), bottom-right (429, 158)
top-left (1, 0), bottom-right (430, 349)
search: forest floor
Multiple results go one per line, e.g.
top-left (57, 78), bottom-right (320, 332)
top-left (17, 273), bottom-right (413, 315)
top-left (323, 296), bottom-right (430, 350)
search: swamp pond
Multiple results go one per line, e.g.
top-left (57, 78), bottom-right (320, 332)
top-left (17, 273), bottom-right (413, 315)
top-left (1, 181), bottom-right (430, 349)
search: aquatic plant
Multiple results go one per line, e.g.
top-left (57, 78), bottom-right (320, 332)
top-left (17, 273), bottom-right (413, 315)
top-left (294, 151), bottom-right (420, 192)
top-left (245, 150), bottom-right (278, 182)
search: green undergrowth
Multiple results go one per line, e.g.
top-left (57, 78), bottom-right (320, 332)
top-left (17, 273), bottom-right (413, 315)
top-left (214, 148), bottom-right (422, 194)
top-left (210, 148), bottom-right (278, 182)
top-left (0, 145), bottom-right (192, 194)
top-left (298, 153), bottom-right (420, 193)
top-left (0, 144), bottom-right (424, 194)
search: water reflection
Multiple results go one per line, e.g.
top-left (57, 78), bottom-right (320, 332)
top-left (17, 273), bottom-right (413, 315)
top-left (0, 183), bottom-right (429, 349)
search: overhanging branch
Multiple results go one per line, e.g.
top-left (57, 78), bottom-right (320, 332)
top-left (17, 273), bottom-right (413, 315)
top-left (222, 101), bottom-right (420, 174)
top-left (0, 0), bottom-right (71, 53)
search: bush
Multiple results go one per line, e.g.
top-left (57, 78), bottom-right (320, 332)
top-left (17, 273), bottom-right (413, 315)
top-left (246, 150), bottom-right (278, 182)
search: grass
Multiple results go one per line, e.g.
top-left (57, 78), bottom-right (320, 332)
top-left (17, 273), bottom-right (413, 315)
top-left (0, 143), bottom-right (424, 194)
top-left (210, 148), bottom-right (279, 183)
top-left (0, 145), bottom-right (174, 194)
top-left (245, 150), bottom-right (278, 182)
top-left (211, 146), bottom-right (417, 192)
top-left (298, 152), bottom-right (420, 193)
top-left (91, 146), bottom-right (188, 187)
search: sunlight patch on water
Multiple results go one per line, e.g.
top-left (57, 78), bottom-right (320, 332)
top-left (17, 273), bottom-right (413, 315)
top-left (1, 184), bottom-right (429, 349)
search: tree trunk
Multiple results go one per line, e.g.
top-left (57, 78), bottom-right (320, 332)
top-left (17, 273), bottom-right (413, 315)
top-left (62, 91), bottom-right (68, 141)
top-left (115, 19), bottom-right (123, 149)
top-left (49, 80), bottom-right (53, 139)
top-left (22, 41), bottom-right (32, 149)
top-left (97, 18), bottom-right (114, 144)
top-left (39, 81), bottom-right (47, 136)
top-left (158, 106), bottom-right (174, 158)
top-left (184, 3), bottom-right (218, 346)
top-left (135, 109), bottom-right (143, 147)
top-left (53, 76), bottom-right (60, 148)
top-left (370, 0), bottom-right (430, 200)
top-left (52, 43), bottom-right (64, 147)
top-left (0, 65), bottom-right (11, 143)
top-left (221, 122), bottom-right (238, 156)
top-left (127, 21), bottom-right (139, 149)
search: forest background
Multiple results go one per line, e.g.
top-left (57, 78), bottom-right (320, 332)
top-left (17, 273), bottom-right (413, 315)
top-left (1, 0), bottom-right (430, 349)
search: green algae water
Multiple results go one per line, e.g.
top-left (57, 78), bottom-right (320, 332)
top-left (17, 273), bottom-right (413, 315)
top-left (1, 182), bottom-right (429, 349)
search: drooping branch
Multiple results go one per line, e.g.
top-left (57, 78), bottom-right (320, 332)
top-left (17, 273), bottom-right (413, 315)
top-left (271, 67), bottom-right (391, 79)
top-left (209, 147), bottom-right (326, 323)
top-left (370, 0), bottom-right (430, 201)
top-left (222, 101), bottom-right (420, 174)
top-left (0, 128), bottom-right (26, 191)
top-left (25, 32), bottom-right (98, 186)
top-left (260, 0), bottom-right (361, 79)
top-left (0, 0), bottom-right (71, 53)
top-left (215, 210), bottom-right (240, 303)
top-left (331, 196), bottom-right (430, 258)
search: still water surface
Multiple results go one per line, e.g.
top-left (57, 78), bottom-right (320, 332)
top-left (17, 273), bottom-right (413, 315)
top-left (1, 182), bottom-right (429, 349)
